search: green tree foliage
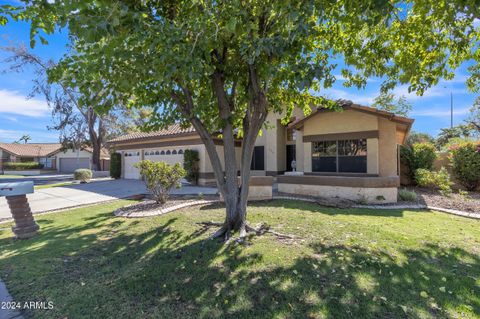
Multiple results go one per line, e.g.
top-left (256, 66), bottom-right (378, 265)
top-left (135, 160), bottom-right (186, 204)
top-left (183, 149), bottom-right (200, 185)
top-left (2, 0), bottom-right (479, 240)
top-left (372, 92), bottom-right (412, 116)
top-left (109, 152), bottom-right (122, 179)
top-left (401, 142), bottom-right (437, 183)
top-left (435, 125), bottom-right (474, 150)
top-left (449, 142), bottom-right (480, 190)
top-left (406, 131), bottom-right (435, 146)
top-left (415, 167), bottom-right (453, 195)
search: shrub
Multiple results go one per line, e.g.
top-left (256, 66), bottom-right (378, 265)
top-left (3, 162), bottom-right (44, 170)
top-left (110, 152), bottom-right (122, 179)
top-left (135, 160), bottom-right (186, 204)
top-left (401, 142), bottom-right (437, 183)
top-left (74, 169), bottom-right (93, 183)
top-left (398, 188), bottom-right (417, 202)
top-left (449, 141), bottom-right (480, 191)
top-left (415, 167), bottom-right (452, 195)
top-left (183, 149), bottom-right (200, 184)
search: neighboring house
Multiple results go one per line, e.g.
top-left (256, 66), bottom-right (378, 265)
top-left (108, 100), bottom-right (413, 203)
top-left (0, 143), bottom-right (110, 173)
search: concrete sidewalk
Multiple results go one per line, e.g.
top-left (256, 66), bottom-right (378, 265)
top-left (0, 279), bottom-right (24, 319)
top-left (0, 179), bottom-right (217, 220)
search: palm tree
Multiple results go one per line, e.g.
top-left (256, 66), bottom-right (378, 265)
top-left (17, 134), bottom-right (31, 144)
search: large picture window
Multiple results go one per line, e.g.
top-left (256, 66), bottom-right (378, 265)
top-left (312, 139), bottom-right (367, 173)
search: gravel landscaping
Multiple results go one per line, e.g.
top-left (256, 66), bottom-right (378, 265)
top-left (403, 187), bottom-right (480, 214)
top-left (417, 188), bottom-right (480, 213)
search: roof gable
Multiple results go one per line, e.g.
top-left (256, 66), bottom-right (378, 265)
top-left (289, 99), bottom-right (414, 129)
top-left (0, 143), bottom-right (62, 157)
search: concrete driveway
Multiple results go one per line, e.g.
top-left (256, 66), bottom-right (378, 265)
top-left (0, 179), bottom-right (217, 220)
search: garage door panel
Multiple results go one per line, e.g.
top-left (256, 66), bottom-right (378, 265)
top-left (146, 154), bottom-right (184, 166)
top-left (124, 152), bottom-right (141, 179)
top-left (60, 158), bottom-right (90, 173)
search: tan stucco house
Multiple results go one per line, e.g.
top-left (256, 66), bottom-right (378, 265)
top-left (0, 143), bottom-right (110, 173)
top-left (108, 100), bottom-right (413, 203)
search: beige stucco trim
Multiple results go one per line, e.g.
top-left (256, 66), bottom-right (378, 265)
top-left (278, 183), bottom-right (398, 204)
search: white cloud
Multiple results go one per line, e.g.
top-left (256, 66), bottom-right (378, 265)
top-left (410, 107), bottom-right (470, 117)
top-left (392, 85), bottom-right (467, 101)
top-left (0, 90), bottom-right (49, 117)
top-left (0, 129), bottom-right (22, 140)
top-left (2, 115), bottom-right (18, 122)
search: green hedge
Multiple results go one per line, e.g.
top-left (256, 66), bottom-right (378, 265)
top-left (3, 162), bottom-right (44, 170)
top-left (400, 142), bottom-right (437, 184)
top-left (183, 149), bottom-right (200, 184)
top-left (110, 152), bottom-right (122, 179)
top-left (449, 142), bottom-right (480, 190)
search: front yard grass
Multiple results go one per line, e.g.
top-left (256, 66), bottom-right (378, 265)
top-left (0, 200), bottom-right (478, 318)
top-left (0, 174), bottom-right (25, 178)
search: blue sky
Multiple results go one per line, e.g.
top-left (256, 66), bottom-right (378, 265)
top-left (0, 2), bottom-right (477, 143)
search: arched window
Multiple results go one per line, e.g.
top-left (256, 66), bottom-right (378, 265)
top-left (125, 153), bottom-right (129, 157)
top-left (172, 150), bottom-right (177, 155)
top-left (155, 150), bottom-right (160, 155)
top-left (136, 152), bottom-right (140, 156)
top-left (178, 149), bottom-right (184, 154)
top-left (160, 150), bottom-right (165, 155)
top-left (144, 151), bottom-right (149, 156)
top-left (166, 150), bottom-right (171, 155)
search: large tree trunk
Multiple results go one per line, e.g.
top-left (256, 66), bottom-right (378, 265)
top-left (174, 64), bottom-right (268, 241)
top-left (86, 108), bottom-right (105, 171)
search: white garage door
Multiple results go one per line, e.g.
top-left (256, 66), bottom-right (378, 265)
top-left (59, 158), bottom-right (90, 173)
top-left (124, 151), bottom-right (141, 179)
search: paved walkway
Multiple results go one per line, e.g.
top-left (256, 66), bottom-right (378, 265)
top-left (0, 179), bottom-right (217, 220)
top-left (0, 279), bottom-right (23, 319)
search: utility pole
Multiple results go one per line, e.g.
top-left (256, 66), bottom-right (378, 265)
top-left (450, 92), bottom-right (453, 128)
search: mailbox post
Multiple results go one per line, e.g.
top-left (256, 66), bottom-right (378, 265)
top-left (0, 181), bottom-right (39, 239)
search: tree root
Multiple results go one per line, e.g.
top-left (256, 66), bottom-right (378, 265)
top-left (196, 221), bottom-right (297, 242)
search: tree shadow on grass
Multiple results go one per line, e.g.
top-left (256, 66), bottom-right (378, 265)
top-left (0, 208), bottom-right (478, 318)
top-left (200, 199), bottom-right (408, 217)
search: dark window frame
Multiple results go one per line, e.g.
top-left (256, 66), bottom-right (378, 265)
top-left (250, 146), bottom-right (265, 171)
top-left (312, 139), bottom-right (367, 173)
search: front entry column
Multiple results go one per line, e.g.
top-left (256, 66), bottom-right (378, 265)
top-left (295, 129), bottom-right (304, 172)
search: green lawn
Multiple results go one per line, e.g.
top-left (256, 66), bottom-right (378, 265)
top-left (0, 174), bottom-right (25, 178)
top-left (34, 182), bottom-right (75, 190)
top-left (0, 200), bottom-right (478, 319)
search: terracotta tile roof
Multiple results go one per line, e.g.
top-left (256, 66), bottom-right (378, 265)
top-left (0, 143), bottom-right (111, 159)
top-left (108, 124), bottom-right (197, 144)
top-left (0, 143), bottom-right (62, 157)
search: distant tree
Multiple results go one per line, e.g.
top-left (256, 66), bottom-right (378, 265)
top-left (406, 131), bottom-right (434, 146)
top-left (2, 45), bottom-right (107, 170)
top-left (372, 92), bottom-right (412, 116)
top-left (104, 106), bottom-right (155, 141)
top-left (467, 96), bottom-right (480, 133)
top-left (435, 125), bottom-right (473, 150)
top-left (16, 134), bottom-right (31, 144)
